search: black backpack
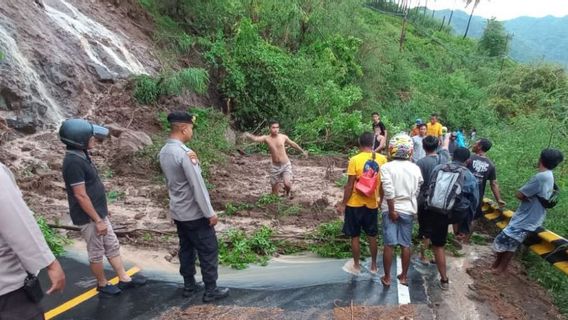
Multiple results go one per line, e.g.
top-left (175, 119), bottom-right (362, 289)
top-left (537, 183), bottom-right (560, 209)
top-left (426, 163), bottom-right (471, 223)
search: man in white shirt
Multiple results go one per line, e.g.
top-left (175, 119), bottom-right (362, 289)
top-left (380, 133), bottom-right (423, 287)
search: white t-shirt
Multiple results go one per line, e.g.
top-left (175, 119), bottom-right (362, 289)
top-left (380, 160), bottom-right (423, 215)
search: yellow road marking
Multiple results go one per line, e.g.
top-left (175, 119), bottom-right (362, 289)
top-left (44, 266), bottom-right (140, 320)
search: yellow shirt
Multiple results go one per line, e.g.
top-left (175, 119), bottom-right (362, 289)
top-left (426, 122), bottom-right (443, 137)
top-left (346, 151), bottom-right (388, 209)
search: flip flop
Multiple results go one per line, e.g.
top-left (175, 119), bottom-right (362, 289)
top-left (380, 276), bottom-right (391, 287)
top-left (397, 274), bottom-right (409, 286)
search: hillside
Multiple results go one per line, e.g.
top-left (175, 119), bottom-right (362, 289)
top-left (432, 9), bottom-right (568, 67)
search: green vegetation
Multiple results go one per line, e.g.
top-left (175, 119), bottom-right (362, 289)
top-left (106, 190), bottom-right (126, 204)
top-left (133, 68), bottom-right (209, 105)
top-left (223, 202), bottom-right (254, 216)
top-left (478, 18), bottom-right (509, 57)
top-left (36, 217), bottom-right (69, 256)
top-left (219, 226), bottom-right (277, 269)
top-left (223, 194), bottom-right (301, 217)
top-left (139, 0), bottom-right (568, 312)
top-left (309, 220), bottom-right (369, 259)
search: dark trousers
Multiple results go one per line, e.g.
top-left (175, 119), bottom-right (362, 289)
top-left (0, 287), bottom-right (44, 320)
top-left (174, 218), bottom-right (219, 290)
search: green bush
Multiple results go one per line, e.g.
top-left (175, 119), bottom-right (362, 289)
top-left (219, 226), bottom-right (277, 269)
top-left (36, 217), bottom-right (69, 257)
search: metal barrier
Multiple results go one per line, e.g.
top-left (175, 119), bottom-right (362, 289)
top-left (482, 198), bottom-right (568, 275)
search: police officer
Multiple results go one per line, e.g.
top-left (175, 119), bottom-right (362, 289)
top-left (158, 111), bottom-right (229, 302)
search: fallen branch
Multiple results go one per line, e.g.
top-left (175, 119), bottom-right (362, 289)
top-left (48, 224), bottom-right (177, 236)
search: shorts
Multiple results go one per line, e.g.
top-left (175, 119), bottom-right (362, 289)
top-left (270, 162), bottom-right (292, 185)
top-left (80, 217), bottom-right (121, 263)
top-left (0, 287), bottom-right (44, 320)
top-left (342, 206), bottom-right (379, 237)
top-left (493, 227), bottom-right (529, 253)
top-left (382, 212), bottom-right (413, 248)
top-left (428, 211), bottom-right (451, 247)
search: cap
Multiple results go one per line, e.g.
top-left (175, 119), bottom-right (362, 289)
top-left (415, 118), bottom-right (423, 124)
top-left (167, 111), bottom-right (195, 124)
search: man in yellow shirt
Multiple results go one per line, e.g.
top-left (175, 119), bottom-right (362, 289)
top-left (426, 113), bottom-right (443, 138)
top-left (337, 132), bottom-right (387, 275)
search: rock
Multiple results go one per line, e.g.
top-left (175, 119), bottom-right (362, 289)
top-left (105, 123), bottom-right (126, 137)
top-left (116, 129), bottom-right (152, 154)
top-left (6, 116), bottom-right (37, 134)
top-left (87, 63), bottom-right (115, 83)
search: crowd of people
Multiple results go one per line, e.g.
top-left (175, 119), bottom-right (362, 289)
top-left (338, 111), bottom-right (564, 289)
top-left (0, 110), bottom-right (563, 319)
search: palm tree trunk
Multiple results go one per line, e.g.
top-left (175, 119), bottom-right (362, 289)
top-left (447, 9), bottom-right (454, 25)
top-left (463, 4), bottom-right (476, 39)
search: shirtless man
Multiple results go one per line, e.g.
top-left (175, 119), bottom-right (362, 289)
top-left (244, 121), bottom-right (308, 196)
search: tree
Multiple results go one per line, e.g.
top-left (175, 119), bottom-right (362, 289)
top-left (463, 0), bottom-right (481, 38)
top-left (479, 18), bottom-right (509, 57)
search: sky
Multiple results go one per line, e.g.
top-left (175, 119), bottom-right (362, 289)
top-left (410, 0), bottom-right (568, 21)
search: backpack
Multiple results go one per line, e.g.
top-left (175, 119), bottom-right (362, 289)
top-left (355, 138), bottom-right (380, 197)
top-left (537, 183), bottom-right (560, 209)
top-left (426, 163), bottom-right (470, 222)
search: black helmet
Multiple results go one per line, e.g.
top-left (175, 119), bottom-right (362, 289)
top-left (59, 119), bottom-right (109, 149)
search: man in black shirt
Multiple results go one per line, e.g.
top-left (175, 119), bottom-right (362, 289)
top-left (415, 135), bottom-right (450, 263)
top-left (371, 112), bottom-right (387, 151)
top-left (60, 119), bottom-right (146, 296)
top-left (459, 138), bottom-right (506, 240)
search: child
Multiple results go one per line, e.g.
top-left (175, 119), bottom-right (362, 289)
top-left (492, 149), bottom-right (564, 274)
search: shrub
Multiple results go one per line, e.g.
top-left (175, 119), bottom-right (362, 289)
top-left (36, 217), bottom-right (69, 257)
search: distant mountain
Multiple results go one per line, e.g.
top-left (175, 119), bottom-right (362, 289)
top-left (430, 9), bottom-right (568, 68)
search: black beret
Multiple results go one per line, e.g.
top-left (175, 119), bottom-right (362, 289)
top-left (167, 111), bottom-right (194, 124)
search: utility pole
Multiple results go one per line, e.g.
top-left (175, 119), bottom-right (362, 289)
top-left (440, 15), bottom-right (446, 31)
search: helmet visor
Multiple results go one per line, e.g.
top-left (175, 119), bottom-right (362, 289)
top-left (92, 124), bottom-right (109, 140)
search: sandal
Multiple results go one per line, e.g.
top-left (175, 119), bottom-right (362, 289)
top-left (380, 276), bottom-right (391, 287)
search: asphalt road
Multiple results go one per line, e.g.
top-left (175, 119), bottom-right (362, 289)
top-left (40, 253), bottom-right (430, 319)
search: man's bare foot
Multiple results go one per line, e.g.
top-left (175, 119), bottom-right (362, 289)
top-left (342, 259), bottom-right (361, 276)
top-left (369, 264), bottom-right (378, 274)
top-left (397, 274), bottom-right (408, 286)
top-left (380, 276), bottom-right (391, 287)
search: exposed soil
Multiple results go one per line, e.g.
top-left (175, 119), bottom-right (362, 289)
top-left (467, 250), bottom-right (565, 320)
top-left (158, 304), bottom-right (430, 320)
top-left (209, 154), bottom-right (347, 229)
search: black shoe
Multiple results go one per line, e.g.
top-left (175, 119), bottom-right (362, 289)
top-left (117, 274), bottom-right (148, 290)
top-left (203, 287), bottom-right (229, 303)
top-left (182, 282), bottom-right (205, 297)
top-left (97, 283), bottom-right (121, 296)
